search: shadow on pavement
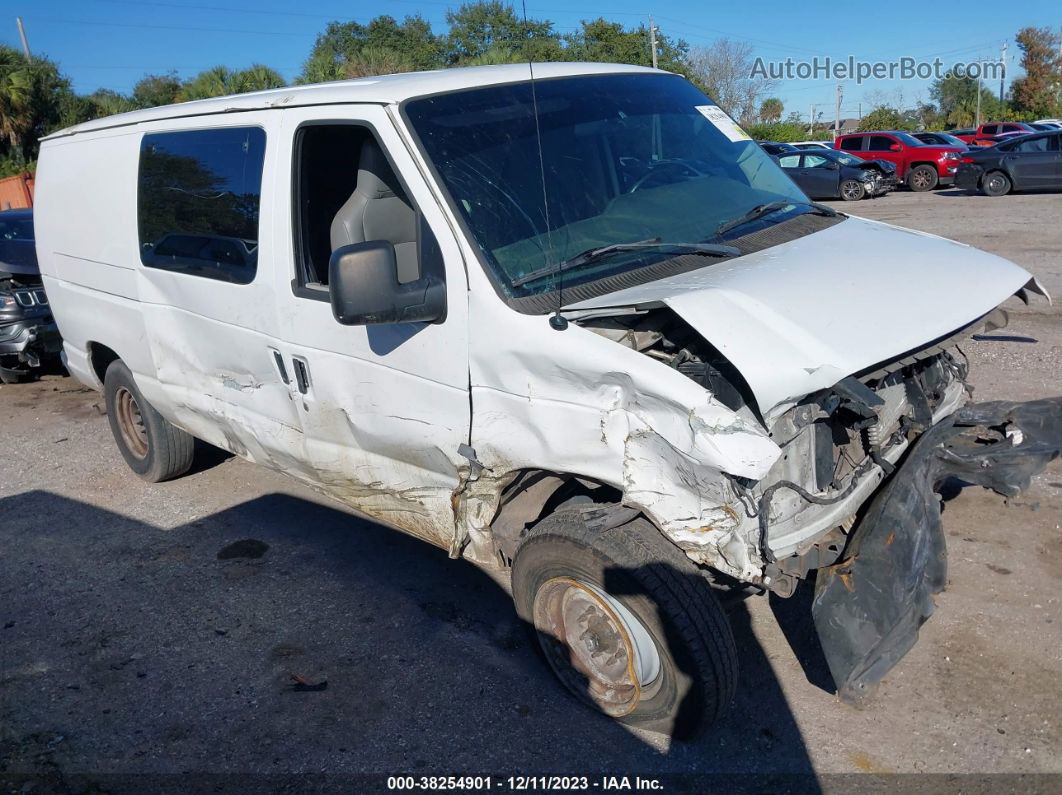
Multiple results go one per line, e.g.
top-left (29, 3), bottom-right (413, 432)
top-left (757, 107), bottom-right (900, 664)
top-left (0, 490), bottom-right (819, 790)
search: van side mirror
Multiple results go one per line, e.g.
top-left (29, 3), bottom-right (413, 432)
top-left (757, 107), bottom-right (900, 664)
top-left (329, 240), bottom-right (446, 326)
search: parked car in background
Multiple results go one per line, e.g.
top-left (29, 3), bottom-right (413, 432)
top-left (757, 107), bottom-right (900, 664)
top-left (835, 131), bottom-right (963, 191)
top-left (913, 132), bottom-right (970, 149)
top-left (776, 149), bottom-right (894, 200)
top-left (757, 141), bottom-right (799, 156)
top-left (970, 131), bottom-right (1028, 148)
top-left (947, 127), bottom-right (976, 139)
top-left (0, 209), bottom-right (62, 383)
top-left (1033, 119), bottom-right (1062, 129)
top-left (789, 141), bottom-right (832, 150)
top-left (955, 130), bottom-right (1062, 196)
top-left (952, 122), bottom-right (1037, 144)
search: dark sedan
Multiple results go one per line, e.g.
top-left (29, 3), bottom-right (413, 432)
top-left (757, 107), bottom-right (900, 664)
top-left (775, 149), bottom-right (894, 200)
top-left (757, 140), bottom-right (799, 156)
top-left (954, 131), bottom-right (1062, 196)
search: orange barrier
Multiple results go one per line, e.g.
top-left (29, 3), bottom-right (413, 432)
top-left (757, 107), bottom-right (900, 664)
top-left (0, 172), bottom-right (34, 210)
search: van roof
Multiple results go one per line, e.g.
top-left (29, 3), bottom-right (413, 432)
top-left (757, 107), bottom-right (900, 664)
top-left (43, 62), bottom-right (662, 141)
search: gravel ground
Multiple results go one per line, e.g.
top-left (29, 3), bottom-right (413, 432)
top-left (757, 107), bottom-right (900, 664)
top-left (2, 190), bottom-right (1061, 789)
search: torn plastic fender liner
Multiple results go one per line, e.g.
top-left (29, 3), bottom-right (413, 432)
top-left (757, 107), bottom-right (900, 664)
top-left (812, 396), bottom-right (1062, 704)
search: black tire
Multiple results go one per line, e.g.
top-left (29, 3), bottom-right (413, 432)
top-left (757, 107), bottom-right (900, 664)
top-left (511, 509), bottom-right (738, 738)
top-left (839, 179), bottom-right (866, 201)
top-left (907, 164), bottom-right (938, 192)
top-left (104, 360), bottom-right (194, 482)
top-left (981, 170), bottom-right (1011, 197)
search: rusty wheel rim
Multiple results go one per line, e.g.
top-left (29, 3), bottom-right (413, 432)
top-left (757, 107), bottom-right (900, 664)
top-left (912, 169), bottom-right (932, 189)
top-left (115, 386), bottom-right (149, 459)
top-left (532, 577), bottom-right (660, 717)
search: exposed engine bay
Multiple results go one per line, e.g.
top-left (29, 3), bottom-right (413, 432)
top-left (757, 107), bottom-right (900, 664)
top-left (577, 306), bottom-right (990, 588)
top-left (576, 306), bottom-right (1062, 701)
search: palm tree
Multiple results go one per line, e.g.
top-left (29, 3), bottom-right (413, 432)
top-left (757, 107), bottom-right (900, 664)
top-left (0, 50), bottom-right (37, 157)
top-left (0, 47), bottom-right (67, 163)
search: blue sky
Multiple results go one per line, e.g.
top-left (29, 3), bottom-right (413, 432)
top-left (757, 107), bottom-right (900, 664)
top-left (7, 0), bottom-right (1060, 118)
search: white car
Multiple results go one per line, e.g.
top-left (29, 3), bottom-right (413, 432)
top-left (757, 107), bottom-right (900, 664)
top-left (789, 140), bottom-right (833, 149)
top-left (34, 63), bottom-right (1057, 736)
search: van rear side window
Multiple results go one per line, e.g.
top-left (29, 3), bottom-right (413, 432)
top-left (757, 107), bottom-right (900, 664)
top-left (137, 127), bottom-right (266, 284)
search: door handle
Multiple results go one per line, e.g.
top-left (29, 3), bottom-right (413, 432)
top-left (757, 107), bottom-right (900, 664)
top-left (291, 356), bottom-right (311, 395)
top-left (268, 348), bottom-right (290, 385)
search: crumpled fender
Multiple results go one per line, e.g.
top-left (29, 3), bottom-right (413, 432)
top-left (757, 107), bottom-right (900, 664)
top-left (812, 396), bottom-right (1062, 704)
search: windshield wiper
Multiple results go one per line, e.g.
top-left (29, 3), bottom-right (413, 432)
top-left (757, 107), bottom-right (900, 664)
top-left (511, 238), bottom-right (741, 288)
top-left (715, 200), bottom-right (838, 238)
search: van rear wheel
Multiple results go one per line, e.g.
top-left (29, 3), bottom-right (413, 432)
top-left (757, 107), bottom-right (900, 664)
top-left (104, 360), bottom-right (194, 482)
top-left (511, 509), bottom-right (737, 738)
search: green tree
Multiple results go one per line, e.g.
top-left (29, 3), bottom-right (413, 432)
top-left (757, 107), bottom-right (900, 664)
top-left (87, 89), bottom-right (137, 117)
top-left (299, 15), bottom-right (442, 83)
top-left (563, 18), bottom-right (689, 75)
top-left (133, 72), bottom-right (183, 108)
top-left (1010, 26), bottom-right (1062, 116)
top-left (445, 1), bottom-right (561, 64)
top-left (758, 97), bottom-right (783, 123)
top-left (232, 64), bottom-right (285, 93)
top-left (0, 47), bottom-right (70, 163)
top-left (857, 106), bottom-right (914, 131)
top-left (178, 65), bottom-right (284, 101)
top-left (930, 72), bottom-right (1002, 126)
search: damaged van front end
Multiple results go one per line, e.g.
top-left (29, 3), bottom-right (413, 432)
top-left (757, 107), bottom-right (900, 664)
top-left (464, 214), bottom-right (1060, 704)
top-left (402, 68), bottom-right (1061, 722)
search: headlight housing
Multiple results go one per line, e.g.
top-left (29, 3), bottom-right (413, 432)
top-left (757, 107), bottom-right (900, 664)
top-left (943, 152), bottom-right (961, 160)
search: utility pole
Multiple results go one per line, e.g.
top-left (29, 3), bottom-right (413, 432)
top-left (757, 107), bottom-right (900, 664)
top-left (16, 17), bottom-right (30, 60)
top-left (975, 69), bottom-right (982, 127)
top-left (648, 15), bottom-right (658, 69)
top-left (998, 41), bottom-right (1007, 105)
top-left (834, 82), bottom-right (843, 135)
top-left (809, 103), bottom-right (815, 135)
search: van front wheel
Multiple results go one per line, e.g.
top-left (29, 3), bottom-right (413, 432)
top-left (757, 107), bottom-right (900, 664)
top-left (104, 360), bottom-right (194, 482)
top-left (511, 509), bottom-right (737, 738)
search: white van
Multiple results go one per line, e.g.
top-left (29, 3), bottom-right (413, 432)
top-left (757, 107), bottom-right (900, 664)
top-left (35, 63), bottom-right (1052, 736)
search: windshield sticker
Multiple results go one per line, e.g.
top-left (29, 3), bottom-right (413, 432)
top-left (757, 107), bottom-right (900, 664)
top-left (694, 105), bottom-right (751, 143)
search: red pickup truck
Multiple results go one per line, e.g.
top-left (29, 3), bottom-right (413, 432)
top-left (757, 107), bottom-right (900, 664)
top-left (834, 131), bottom-right (964, 191)
top-left (953, 122), bottom-right (1036, 144)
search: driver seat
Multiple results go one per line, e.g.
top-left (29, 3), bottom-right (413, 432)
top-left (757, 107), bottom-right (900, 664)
top-left (330, 139), bottom-right (419, 283)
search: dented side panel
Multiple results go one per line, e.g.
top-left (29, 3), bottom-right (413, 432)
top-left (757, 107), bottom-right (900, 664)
top-left (466, 290), bottom-right (781, 578)
top-left (266, 106), bottom-right (472, 551)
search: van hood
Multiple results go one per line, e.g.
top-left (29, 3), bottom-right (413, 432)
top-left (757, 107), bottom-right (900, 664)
top-left (565, 216), bottom-right (1042, 418)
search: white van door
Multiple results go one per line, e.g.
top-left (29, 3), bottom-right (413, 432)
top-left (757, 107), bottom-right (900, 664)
top-left (133, 114), bottom-right (307, 470)
top-left (271, 106), bottom-right (472, 550)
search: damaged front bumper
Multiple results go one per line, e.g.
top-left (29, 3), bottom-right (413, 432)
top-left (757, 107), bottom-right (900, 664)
top-left (0, 319), bottom-right (62, 372)
top-left (812, 396), bottom-right (1062, 703)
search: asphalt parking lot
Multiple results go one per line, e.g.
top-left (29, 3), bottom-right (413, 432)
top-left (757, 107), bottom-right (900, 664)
top-left (2, 189), bottom-right (1061, 787)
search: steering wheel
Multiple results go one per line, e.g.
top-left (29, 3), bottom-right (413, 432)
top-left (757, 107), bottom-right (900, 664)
top-left (627, 160), bottom-right (704, 193)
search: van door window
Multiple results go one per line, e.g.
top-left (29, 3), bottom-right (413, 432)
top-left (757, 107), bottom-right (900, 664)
top-left (292, 124), bottom-right (435, 297)
top-left (137, 127), bottom-right (266, 284)
top-left (839, 137), bottom-right (863, 151)
top-left (867, 135), bottom-right (894, 151)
